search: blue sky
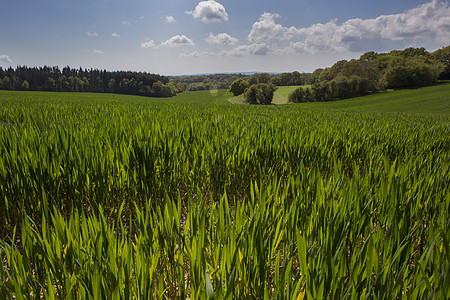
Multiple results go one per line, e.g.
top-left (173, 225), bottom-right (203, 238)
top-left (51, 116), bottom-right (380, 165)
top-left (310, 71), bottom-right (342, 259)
top-left (0, 0), bottom-right (449, 75)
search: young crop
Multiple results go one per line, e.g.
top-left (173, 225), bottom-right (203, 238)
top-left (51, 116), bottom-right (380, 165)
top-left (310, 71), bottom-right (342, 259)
top-left (0, 90), bottom-right (449, 298)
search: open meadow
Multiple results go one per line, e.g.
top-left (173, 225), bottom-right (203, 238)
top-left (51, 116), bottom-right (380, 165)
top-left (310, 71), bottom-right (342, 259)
top-left (1, 84), bottom-right (450, 298)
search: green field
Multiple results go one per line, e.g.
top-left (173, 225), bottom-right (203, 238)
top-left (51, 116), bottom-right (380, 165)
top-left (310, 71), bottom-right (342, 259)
top-left (302, 82), bottom-right (450, 114)
top-left (1, 86), bottom-right (450, 298)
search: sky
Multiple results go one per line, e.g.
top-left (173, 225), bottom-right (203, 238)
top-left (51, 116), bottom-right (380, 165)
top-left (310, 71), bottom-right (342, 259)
top-left (0, 0), bottom-right (449, 75)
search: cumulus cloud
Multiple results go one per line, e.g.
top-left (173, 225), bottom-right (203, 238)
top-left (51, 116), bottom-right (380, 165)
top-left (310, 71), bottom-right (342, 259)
top-left (0, 54), bottom-right (12, 63)
top-left (220, 43), bottom-right (270, 57)
top-left (206, 33), bottom-right (238, 45)
top-left (141, 40), bottom-right (157, 49)
top-left (257, 0), bottom-right (450, 54)
top-left (165, 15), bottom-right (177, 23)
top-left (186, 0), bottom-right (228, 23)
top-left (248, 13), bottom-right (284, 43)
top-left (161, 35), bottom-right (195, 48)
top-left (85, 31), bottom-right (98, 37)
top-left (122, 21), bottom-right (130, 25)
top-left (112, 33), bottom-right (120, 38)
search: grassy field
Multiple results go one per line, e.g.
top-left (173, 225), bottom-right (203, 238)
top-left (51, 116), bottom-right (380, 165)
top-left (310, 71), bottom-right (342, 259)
top-left (302, 82), bottom-right (450, 114)
top-left (1, 87), bottom-right (449, 298)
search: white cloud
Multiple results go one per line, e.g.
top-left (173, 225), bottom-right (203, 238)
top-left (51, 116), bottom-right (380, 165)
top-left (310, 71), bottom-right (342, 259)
top-left (161, 35), bottom-right (195, 48)
top-left (112, 33), bottom-right (120, 38)
top-left (206, 32), bottom-right (238, 45)
top-left (122, 20), bottom-right (130, 25)
top-left (248, 13), bottom-right (284, 43)
top-left (85, 31), bottom-right (98, 37)
top-left (0, 54), bottom-right (12, 63)
top-left (141, 40), bottom-right (157, 49)
top-left (261, 0), bottom-right (450, 54)
top-left (165, 15), bottom-right (177, 23)
top-left (220, 43), bottom-right (270, 57)
top-left (186, 0), bottom-right (228, 23)
top-left (90, 49), bottom-right (105, 54)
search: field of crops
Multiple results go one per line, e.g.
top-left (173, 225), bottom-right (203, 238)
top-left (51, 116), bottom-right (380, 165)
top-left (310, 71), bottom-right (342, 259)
top-left (1, 87), bottom-right (449, 298)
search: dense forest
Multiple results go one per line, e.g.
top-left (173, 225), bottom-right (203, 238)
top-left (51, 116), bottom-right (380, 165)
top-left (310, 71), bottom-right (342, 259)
top-left (0, 66), bottom-right (174, 97)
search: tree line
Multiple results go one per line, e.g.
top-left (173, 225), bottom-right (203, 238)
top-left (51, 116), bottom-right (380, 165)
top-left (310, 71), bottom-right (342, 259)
top-left (288, 46), bottom-right (449, 103)
top-left (170, 71), bottom-right (310, 93)
top-left (0, 66), bottom-right (175, 97)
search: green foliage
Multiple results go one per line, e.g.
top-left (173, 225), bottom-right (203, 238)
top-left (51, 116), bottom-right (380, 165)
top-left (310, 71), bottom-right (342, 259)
top-left (151, 81), bottom-right (175, 97)
top-left (244, 83), bottom-right (277, 105)
top-left (288, 86), bottom-right (308, 103)
top-left (228, 78), bottom-right (249, 96)
top-left (380, 57), bottom-right (443, 89)
top-left (289, 76), bottom-right (374, 103)
top-left (432, 45), bottom-right (450, 79)
top-left (21, 80), bottom-right (29, 91)
top-left (290, 82), bottom-right (450, 114)
top-left (0, 86), bottom-right (450, 298)
top-left (305, 47), bottom-right (445, 103)
top-left (169, 73), bottom-right (250, 92)
top-left (271, 71), bottom-right (307, 86)
top-left (0, 65), bottom-right (169, 97)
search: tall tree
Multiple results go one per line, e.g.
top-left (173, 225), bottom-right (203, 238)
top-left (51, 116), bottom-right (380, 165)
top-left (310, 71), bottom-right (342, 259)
top-left (433, 45), bottom-right (450, 79)
top-left (229, 78), bottom-right (249, 96)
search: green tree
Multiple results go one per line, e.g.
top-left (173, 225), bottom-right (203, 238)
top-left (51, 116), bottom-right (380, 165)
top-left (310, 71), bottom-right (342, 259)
top-left (380, 57), bottom-right (443, 89)
top-left (229, 78), bottom-right (249, 96)
top-left (21, 80), bottom-right (29, 90)
top-left (288, 86), bottom-right (307, 103)
top-left (257, 73), bottom-right (271, 84)
top-left (44, 78), bottom-right (56, 91)
top-left (161, 85), bottom-right (175, 97)
top-left (108, 79), bottom-right (116, 93)
top-left (152, 81), bottom-right (164, 96)
top-left (244, 83), bottom-right (277, 105)
top-left (2, 76), bottom-right (11, 90)
top-left (433, 45), bottom-right (450, 79)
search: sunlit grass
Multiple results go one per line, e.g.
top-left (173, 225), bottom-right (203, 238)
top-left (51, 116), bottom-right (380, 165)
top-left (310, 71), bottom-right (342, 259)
top-left (0, 89), bottom-right (449, 298)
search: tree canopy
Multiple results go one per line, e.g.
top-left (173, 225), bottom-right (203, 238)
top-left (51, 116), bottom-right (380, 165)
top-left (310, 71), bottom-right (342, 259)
top-left (433, 45), bottom-right (450, 79)
top-left (0, 66), bottom-right (172, 97)
top-left (244, 83), bottom-right (277, 105)
top-left (290, 46), bottom-right (447, 103)
top-left (229, 78), bottom-right (249, 96)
